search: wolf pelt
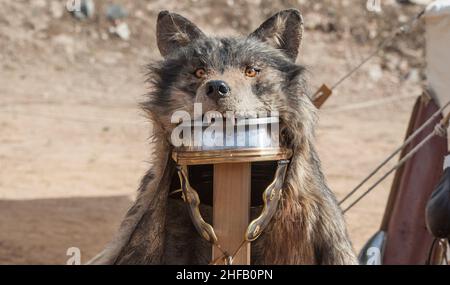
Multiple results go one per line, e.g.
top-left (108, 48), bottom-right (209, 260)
top-left (88, 9), bottom-right (357, 265)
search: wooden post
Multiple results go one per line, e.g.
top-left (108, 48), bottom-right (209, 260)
top-left (212, 162), bottom-right (251, 265)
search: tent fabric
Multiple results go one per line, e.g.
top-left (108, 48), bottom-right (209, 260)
top-left (425, 0), bottom-right (450, 107)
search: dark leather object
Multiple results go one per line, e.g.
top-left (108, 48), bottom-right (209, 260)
top-left (169, 161), bottom-right (277, 207)
top-left (426, 167), bottom-right (450, 239)
top-left (383, 97), bottom-right (448, 264)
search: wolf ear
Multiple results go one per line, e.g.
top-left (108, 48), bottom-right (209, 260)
top-left (250, 9), bottom-right (304, 61)
top-left (157, 11), bottom-right (206, 57)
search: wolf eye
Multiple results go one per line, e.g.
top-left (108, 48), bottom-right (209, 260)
top-left (245, 67), bottom-right (259, 78)
top-left (194, 68), bottom-right (206, 78)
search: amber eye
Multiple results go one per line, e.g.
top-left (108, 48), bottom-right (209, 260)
top-left (245, 67), bottom-right (259, 77)
top-left (194, 68), bottom-right (206, 78)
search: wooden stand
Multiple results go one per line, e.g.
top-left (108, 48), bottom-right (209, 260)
top-left (212, 162), bottom-right (251, 265)
top-left (172, 146), bottom-right (292, 265)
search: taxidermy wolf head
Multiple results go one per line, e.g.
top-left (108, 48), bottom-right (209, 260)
top-left (143, 9), bottom-right (316, 149)
top-left (89, 9), bottom-right (357, 265)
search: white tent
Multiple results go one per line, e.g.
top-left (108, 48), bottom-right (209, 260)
top-left (425, 0), bottom-right (450, 107)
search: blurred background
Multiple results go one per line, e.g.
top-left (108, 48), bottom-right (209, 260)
top-left (0, 0), bottom-right (428, 264)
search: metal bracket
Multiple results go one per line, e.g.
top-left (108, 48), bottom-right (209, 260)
top-left (176, 159), bottom-right (290, 245)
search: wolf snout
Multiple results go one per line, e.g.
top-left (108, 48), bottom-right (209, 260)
top-left (206, 80), bottom-right (231, 101)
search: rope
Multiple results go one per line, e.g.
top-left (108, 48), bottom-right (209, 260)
top-left (208, 243), bottom-right (232, 265)
top-left (342, 111), bottom-right (450, 213)
top-left (211, 243), bottom-right (230, 263)
top-left (434, 123), bottom-right (447, 138)
top-left (339, 100), bottom-right (450, 206)
top-left (330, 8), bottom-right (425, 91)
top-left (209, 240), bottom-right (249, 265)
top-left (230, 240), bottom-right (248, 262)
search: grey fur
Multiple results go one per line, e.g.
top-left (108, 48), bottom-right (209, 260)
top-left (89, 9), bottom-right (357, 265)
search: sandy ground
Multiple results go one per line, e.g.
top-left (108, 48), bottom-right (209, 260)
top-left (0, 0), bottom-right (423, 264)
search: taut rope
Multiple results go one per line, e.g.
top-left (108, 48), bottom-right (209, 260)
top-left (314, 8), bottom-right (426, 108)
top-left (341, 106), bottom-right (450, 214)
top-left (330, 8), bottom-right (425, 91)
top-left (339, 99), bottom-right (450, 207)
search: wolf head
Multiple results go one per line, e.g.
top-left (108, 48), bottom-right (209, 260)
top-left (143, 9), bottom-right (317, 148)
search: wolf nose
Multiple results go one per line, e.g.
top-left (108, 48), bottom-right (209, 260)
top-left (206, 80), bottom-right (230, 100)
